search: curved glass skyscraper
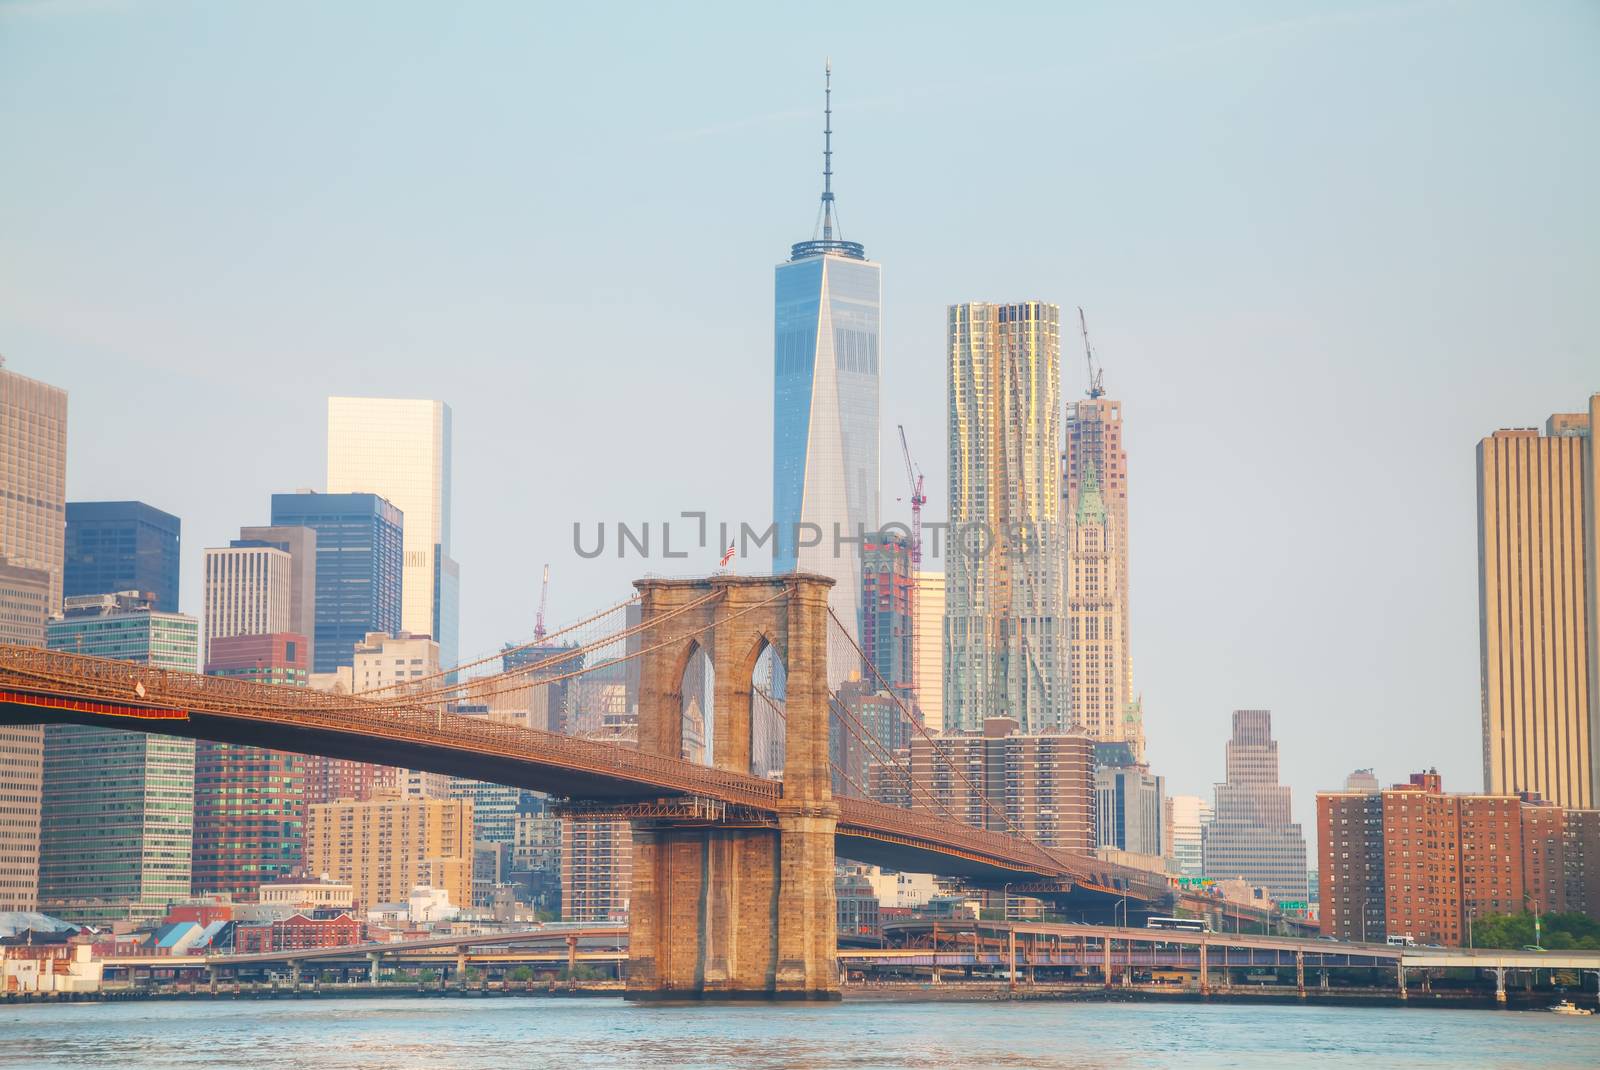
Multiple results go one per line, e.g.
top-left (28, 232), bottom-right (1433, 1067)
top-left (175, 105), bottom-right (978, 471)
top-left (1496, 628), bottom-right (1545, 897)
top-left (772, 65), bottom-right (880, 639)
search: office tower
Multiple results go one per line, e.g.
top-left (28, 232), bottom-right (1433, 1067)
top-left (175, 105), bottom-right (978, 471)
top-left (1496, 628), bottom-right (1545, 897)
top-left (41, 593), bottom-right (199, 925)
top-left (1317, 770), bottom-right (1600, 945)
top-left (903, 717), bottom-right (1094, 851)
top-left (269, 491), bottom-right (403, 674)
top-left (1477, 395), bottom-right (1600, 809)
top-left (0, 360), bottom-right (68, 612)
top-left (859, 531), bottom-right (914, 701)
top-left (0, 361), bottom-right (66, 915)
top-left (0, 560), bottom-right (49, 911)
top-left (64, 501), bottom-right (181, 613)
top-left (1096, 765), bottom-right (1164, 858)
top-left (1344, 768), bottom-right (1380, 793)
top-left (237, 525), bottom-right (317, 669)
top-left (1165, 794), bottom-right (1213, 880)
top-left (193, 633), bottom-right (308, 897)
top-left (1064, 382), bottom-right (1139, 755)
top-left (326, 397), bottom-right (459, 671)
top-left (303, 791), bottom-right (473, 912)
top-left (771, 66), bottom-right (881, 640)
top-left (913, 571), bottom-right (944, 733)
top-left (202, 540), bottom-right (292, 659)
top-left (1202, 710), bottom-right (1308, 904)
top-left (945, 301), bottom-right (1066, 733)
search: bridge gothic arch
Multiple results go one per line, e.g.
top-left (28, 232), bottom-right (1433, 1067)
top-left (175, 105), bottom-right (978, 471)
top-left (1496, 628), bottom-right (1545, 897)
top-left (629, 573), bottom-right (838, 999)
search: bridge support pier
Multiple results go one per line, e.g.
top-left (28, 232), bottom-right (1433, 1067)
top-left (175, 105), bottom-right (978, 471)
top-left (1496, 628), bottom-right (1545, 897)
top-left (625, 574), bottom-right (840, 1002)
top-left (1102, 937), bottom-right (1113, 988)
top-left (1198, 942), bottom-right (1209, 994)
top-left (1494, 967), bottom-right (1506, 1004)
top-left (1397, 963), bottom-right (1407, 1000)
top-left (1296, 951), bottom-right (1305, 997)
top-left (367, 952), bottom-right (381, 984)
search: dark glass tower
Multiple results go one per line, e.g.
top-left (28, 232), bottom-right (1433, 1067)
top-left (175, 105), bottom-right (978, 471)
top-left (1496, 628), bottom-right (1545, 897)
top-left (64, 501), bottom-right (181, 612)
top-left (269, 491), bottom-right (403, 674)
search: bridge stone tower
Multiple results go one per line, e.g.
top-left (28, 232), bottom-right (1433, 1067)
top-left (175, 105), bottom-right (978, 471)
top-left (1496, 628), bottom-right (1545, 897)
top-left (626, 573), bottom-right (839, 1000)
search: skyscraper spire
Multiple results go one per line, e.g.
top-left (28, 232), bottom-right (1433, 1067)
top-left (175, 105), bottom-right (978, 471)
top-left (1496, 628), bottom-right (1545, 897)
top-left (821, 59), bottom-right (834, 242)
top-left (789, 62), bottom-right (864, 262)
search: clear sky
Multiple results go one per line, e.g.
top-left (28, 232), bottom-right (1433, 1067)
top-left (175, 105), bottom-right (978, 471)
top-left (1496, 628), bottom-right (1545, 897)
top-left (3, 0), bottom-right (1596, 835)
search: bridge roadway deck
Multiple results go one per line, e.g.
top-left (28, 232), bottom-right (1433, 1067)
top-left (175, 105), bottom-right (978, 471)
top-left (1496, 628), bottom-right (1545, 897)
top-left (0, 647), bottom-right (1167, 896)
top-left (877, 920), bottom-right (1600, 972)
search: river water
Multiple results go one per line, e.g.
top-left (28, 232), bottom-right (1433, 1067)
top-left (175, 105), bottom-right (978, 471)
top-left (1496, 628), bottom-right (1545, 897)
top-left (2, 996), bottom-right (1597, 1069)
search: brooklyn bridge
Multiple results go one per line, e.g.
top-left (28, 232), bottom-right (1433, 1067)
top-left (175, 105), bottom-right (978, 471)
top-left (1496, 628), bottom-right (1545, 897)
top-left (0, 572), bottom-right (1251, 1001)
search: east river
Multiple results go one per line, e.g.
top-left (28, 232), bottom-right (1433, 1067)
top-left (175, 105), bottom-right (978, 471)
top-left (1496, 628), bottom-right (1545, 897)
top-left (3, 996), bottom-right (1598, 1068)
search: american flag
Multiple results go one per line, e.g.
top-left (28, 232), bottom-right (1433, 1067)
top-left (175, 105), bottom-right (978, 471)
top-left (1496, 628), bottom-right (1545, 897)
top-left (719, 543), bottom-right (736, 567)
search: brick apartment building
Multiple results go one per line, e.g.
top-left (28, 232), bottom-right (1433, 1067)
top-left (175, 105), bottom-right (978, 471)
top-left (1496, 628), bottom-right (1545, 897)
top-left (1318, 770), bottom-right (1600, 945)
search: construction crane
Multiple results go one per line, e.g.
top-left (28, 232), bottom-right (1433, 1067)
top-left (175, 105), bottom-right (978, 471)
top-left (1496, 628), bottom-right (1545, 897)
top-left (533, 564), bottom-right (550, 641)
top-left (1078, 306), bottom-right (1106, 399)
top-left (897, 425), bottom-right (926, 572)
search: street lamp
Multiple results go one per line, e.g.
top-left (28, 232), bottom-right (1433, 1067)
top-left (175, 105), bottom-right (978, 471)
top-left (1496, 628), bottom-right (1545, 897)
top-left (1523, 894), bottom-right (1542, 949)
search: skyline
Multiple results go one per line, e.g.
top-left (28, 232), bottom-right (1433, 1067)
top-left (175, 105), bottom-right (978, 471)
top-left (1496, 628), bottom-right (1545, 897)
top-left (4, 0), bottom-right (1598, 825)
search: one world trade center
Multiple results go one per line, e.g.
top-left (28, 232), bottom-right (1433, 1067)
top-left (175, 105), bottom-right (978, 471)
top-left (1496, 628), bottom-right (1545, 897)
top-left (772, 64), bottom-right (881, 640)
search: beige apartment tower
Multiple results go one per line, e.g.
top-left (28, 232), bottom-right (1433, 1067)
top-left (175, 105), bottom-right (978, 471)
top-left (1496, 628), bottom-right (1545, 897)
top-left (1477, 393), bottom-right (1600, 809)
top-left (303, 791), bottom-right (473, 911)
top-left (0, 360), bottom-right (66, 913)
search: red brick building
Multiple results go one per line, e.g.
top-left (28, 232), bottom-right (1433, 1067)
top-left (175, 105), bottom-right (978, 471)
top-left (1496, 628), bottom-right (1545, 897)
top-left (194, 634), bottom-right (309, 897)
top-left (233, 912), bottom-right (362, 954)
top-left (1318, 771), bottom-right (1600, 945)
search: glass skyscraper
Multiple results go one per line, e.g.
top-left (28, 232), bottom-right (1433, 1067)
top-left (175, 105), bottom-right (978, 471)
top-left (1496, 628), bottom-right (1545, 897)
top-left (270, 491), bottom-right (404, 674)
top-left (41, 593), bottom-right (200, 926)
top-left (326, 397), bottom-right (459, 671)
top-left (772, 66), bottom-right (880, 640)
top-left (64, 500), bottom-right (182, 613)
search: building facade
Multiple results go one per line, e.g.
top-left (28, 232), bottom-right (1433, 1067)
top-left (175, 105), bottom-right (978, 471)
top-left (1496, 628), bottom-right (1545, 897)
top-left (913, 570), bottom-right (944, 733)
top-left (902, 717), bottom-right (1094, 851)
top-left (1202, 710), bottom-right (1308, 905)
top-left (860, 531), bottom-right (914, 700)
top-left (1064, 461), bottom-right (1140, 756)
top-left (303, 791), bottom-right (473, 912)
top-left (0, 361), bottom-right (67, 914)
top-left (944, 301), bottom-right (1066, 733)
top-left (41, 594), bottom-right (200, 925)
top-left (1477, 395), bottom-right (1600, 809)
top-left (1165, 794), bottom-right (1214, 880)
top-left (202, 541), bottom-right (292, 658)
top-left (63, 501), bottom-right (180, 613)
top-left (269, 491), bottom-right (403, 674)
top-left (0, 361), bottom-right (69, 612)
top-left (236, 525), bottom-right (317, 670)
top-left (1096, 764), bottom-right (1164, 858)
top-left (1317, 771), bottom-right (1600, 945)
top-left (1063, 393), bottom-right (1139, 755)
top-left (0, 560), bottom-right (50, 911)
top-left (771, 73), bottom-right (880, 640)
top-left (560, 818), bottom-right (631, 922)
top-left (326, 397), bottom-right (459, 672)
top-left (193, 634), bottom-right (309, 898)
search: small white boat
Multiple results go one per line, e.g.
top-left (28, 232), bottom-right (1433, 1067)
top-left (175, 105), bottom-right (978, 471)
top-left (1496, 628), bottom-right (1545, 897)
top-left (1548, 1000), bottom-right (1593, 1016)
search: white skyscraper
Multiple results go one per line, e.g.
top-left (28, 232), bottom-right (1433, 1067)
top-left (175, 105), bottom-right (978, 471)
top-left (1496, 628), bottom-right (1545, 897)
top-left (202, 542), bottom-right (292, 657)
top-left (327, 397), bottom-right (459, 670)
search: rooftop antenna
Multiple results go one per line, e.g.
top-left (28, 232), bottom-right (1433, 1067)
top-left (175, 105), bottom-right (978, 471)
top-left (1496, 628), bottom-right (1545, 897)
top-left (821, 59), bottom-right (835, 242)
